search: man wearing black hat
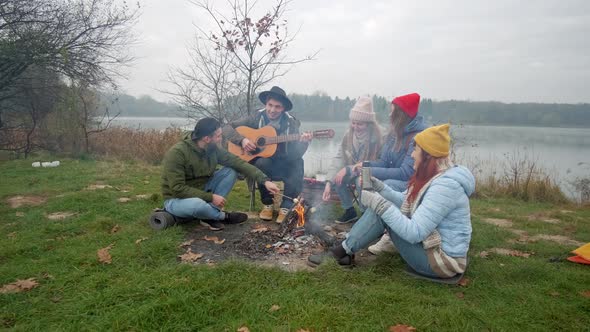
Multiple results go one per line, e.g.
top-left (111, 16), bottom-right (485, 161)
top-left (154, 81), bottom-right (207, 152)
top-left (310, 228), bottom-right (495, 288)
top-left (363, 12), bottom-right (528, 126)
top-left (161, 117), bottom-right (281, 231)
top-left (223, 86), bottom-right (312, 224)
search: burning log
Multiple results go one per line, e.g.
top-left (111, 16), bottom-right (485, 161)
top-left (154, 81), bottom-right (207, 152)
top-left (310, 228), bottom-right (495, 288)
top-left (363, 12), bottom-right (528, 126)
top-left (278, 196), bottom-right (335, 246)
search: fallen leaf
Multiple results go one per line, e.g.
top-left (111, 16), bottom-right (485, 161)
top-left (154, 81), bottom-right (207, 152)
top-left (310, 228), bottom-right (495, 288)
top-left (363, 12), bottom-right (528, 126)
top-left (251, 227), bottom-right (269, 233)
top-left (15, 212), bottom-right (24, 217)
top-left (550, 291), bottom-right (560, 297)
top-left (110, 224), bottom-right (121, 234)
top-left (117, 197), bottom-right (131, 203)
top-left (479, 251), bottom-right (489, 258)
top-left (269, 304), bottom-right (281, 312)
top-left (40, 273), bottom-right (53, 280)
top-left (97, 244), bottom-right (114, 264)
top-left (581, 290), bottom-right (590, 298)
top-left (389, 324), bottom-right (417, 332)
top-left (179, 240), bottom-right (194, 247)
top-left (135, 237), bottom-right (148, 244)
top-left (203, 235), bottom-right (226, 244)
top-left (457, 277), bottom-right (470, 287)
top-left (456, 292), bottom-right (465, 299)
top-left (178, 250), bottom-right (204, 263)
top-left (265, 244), bottom-right (272, 249)
top-left (237, 326), bottom-right (250, 332)
top-left (0, 278), bottom-right (39, 294)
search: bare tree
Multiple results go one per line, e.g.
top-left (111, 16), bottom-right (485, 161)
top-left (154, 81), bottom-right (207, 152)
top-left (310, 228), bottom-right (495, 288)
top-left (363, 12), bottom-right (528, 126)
top-left (166, 39), bottom-right (247, 124)
top-left (0, 0), bottom-right (139, 94)
top-left (0, 0), bottom-right (137, 156)
top-left (180, 0), bottom-right (317, 117)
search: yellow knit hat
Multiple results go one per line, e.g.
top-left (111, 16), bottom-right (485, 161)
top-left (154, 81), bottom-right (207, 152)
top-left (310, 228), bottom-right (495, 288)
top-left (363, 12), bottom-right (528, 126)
top-left (414, 124), bottom-right (451, 157)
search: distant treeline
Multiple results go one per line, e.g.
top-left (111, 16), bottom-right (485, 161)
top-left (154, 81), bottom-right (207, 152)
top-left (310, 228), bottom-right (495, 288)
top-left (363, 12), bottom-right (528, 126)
top-left (103, 93), bottom-right (180, 117)
top-left (291, 93), bottom-right (590, 128)
top-left (111, 92), bottom-right (590, 128)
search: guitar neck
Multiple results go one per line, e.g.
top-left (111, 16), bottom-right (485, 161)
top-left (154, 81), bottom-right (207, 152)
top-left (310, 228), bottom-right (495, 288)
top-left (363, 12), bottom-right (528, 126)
top-left (266, 133), bottom-right (306, 144)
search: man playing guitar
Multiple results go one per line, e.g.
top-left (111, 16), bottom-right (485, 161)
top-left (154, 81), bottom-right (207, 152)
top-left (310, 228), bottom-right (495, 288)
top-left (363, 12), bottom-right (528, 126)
top-left (222, 86), bottom-right (313, 224)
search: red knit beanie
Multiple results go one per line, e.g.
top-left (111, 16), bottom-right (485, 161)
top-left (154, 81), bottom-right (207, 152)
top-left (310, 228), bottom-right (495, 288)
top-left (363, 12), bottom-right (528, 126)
top-left (392, 93), bottom-right (420, 119)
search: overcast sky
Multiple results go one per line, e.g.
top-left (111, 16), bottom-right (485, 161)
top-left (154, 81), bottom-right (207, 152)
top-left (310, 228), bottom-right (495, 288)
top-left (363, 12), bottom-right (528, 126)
top-left (119, 0), bottom-right (590, 103)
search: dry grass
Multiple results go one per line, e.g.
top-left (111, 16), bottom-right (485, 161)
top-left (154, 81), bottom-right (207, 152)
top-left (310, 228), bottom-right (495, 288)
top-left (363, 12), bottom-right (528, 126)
top-left (89, 127), bottom-right (183, 164)
top-left (458, 150), bottom-right (568, 204)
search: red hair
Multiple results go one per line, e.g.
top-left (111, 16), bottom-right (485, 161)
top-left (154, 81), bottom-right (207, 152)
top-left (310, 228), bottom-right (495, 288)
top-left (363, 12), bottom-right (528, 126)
top-left (407, 149), bottom-right (442, 204)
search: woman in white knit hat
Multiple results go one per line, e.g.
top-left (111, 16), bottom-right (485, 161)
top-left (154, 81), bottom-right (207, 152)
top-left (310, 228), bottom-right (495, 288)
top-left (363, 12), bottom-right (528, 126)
top-left (322, 96), bottom-right (382, 223)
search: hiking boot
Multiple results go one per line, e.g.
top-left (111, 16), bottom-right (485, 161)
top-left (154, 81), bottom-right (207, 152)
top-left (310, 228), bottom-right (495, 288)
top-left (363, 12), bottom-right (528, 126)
top-left (259, 204), bottom-right (274, 221)
top-left (223, 212), bottom-right (248, 224)
top-left (276, 208), bottom-right (289, 224)
top-left (335, 207), bottom-right (357, 224)
top-left (307, 243), bottom-right (353, 267)
top-left (307, 252), bottom-right (353, 267)
top-left (368, 233), bottom-right (396, 255)
top-left (200, 219), bottom-right (224, 231)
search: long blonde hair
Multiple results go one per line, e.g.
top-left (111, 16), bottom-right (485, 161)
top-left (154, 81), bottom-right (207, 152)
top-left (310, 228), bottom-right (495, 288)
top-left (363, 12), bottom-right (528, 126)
top-left (390, 104), bottom-right (413, 152)
top-left (341, 121), bottom-right (383, 164)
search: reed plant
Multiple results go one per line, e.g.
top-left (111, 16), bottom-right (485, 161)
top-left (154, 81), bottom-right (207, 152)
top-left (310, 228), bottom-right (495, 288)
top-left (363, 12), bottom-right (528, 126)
top-left (89, 127), bottom-right (183, 164)
top-left (459, 150), bottom-right (568, 204)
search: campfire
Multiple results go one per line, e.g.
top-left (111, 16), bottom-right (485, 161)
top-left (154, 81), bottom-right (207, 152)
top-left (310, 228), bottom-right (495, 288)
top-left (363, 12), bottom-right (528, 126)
top-left (278, 196), bottom-right (335, 246)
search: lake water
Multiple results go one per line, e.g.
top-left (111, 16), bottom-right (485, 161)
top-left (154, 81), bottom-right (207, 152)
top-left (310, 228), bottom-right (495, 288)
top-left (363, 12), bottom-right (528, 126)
top-left (111, 117), bottom-right (590, 197)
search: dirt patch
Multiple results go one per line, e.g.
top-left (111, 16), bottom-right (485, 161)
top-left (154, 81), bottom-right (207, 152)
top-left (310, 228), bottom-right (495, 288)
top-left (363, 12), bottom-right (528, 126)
top-left (482, 218), bottom-right (513, 228)
top-left (529, 234), bottom-right (583, 247)
top-left (7, 196), bottom-right (46, 208)
top-left (527, 212), bottom-right (561, 225)
top-left (117, 197), bottom-right (132, 203)
top-left (46, 212), bottom-right (77, 220)
top-left (85, 184), bottom-right (113, 190)
top-left (488, 248), bottom-right (534, 258)
top-left (177, 216), bottom-right (377, 271)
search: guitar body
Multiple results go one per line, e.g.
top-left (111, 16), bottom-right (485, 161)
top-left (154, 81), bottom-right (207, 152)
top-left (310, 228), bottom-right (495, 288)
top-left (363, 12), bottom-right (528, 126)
top-left (227, 125), bottom-right (335, 162)
top-left (227, 126), bottom-right (278, 162)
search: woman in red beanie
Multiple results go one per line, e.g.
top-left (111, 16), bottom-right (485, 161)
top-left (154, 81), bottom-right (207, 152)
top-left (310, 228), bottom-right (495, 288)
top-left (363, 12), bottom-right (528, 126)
top-left (354, 93), bottom-right (427, 253)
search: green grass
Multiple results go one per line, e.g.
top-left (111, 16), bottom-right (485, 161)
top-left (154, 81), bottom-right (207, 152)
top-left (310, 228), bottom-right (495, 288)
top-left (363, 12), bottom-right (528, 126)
top-left (1, 158), bottom-right (589, 331)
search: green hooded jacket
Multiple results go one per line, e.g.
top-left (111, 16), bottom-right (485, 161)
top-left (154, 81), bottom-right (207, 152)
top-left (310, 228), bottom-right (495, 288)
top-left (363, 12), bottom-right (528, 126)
top-left (161, 132), bottom-right (268, 202)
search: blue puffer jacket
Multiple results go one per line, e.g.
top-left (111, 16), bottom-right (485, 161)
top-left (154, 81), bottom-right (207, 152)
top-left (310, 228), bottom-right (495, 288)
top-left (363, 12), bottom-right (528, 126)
top-left (378, 165), bottom-right (475, 257)
top-left (368, 115), bottom-right (427, 181)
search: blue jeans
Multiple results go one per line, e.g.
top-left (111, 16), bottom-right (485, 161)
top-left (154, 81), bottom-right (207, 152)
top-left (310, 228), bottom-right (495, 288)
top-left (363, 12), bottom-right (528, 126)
top-left (383, 178), bottom-right (408, 192)
top-left (334, 176), bottom-right (359, 210)
top-left (252, 157), bottom-right (304, 209)
top-left (163, 167), bottom-right (237, 221)
top-left (342, 208), bottom-right (438, 278)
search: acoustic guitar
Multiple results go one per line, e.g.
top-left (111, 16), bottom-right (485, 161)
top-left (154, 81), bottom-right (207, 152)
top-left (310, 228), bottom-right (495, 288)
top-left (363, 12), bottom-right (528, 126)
top-left (227, 126), bottom-right (335, 162)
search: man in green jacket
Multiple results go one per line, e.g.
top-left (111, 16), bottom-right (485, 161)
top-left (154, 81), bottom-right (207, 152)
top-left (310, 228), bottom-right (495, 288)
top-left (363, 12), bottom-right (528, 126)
top-left (162, 117), bottom-right (280, 231)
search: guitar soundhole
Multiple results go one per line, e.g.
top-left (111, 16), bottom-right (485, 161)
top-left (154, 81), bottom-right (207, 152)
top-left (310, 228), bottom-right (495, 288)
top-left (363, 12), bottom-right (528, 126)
top-left (256, 137), bottom-right (266, 146)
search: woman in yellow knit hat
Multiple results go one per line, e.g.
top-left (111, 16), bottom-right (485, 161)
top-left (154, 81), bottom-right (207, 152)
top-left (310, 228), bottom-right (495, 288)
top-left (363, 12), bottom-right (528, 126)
top-left (309, 124), bottom-right (476, 281)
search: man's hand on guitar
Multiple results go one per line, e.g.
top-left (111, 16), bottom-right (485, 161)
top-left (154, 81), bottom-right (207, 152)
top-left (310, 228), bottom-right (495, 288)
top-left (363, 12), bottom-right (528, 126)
top-left (211, 194), bottom-right (226, 209)
top-left (241, 138), bottom-right (257, 152)
top-left (264, 181), bottom-right (281, 195)
top-left (299, 131), bottom-right (313, 142)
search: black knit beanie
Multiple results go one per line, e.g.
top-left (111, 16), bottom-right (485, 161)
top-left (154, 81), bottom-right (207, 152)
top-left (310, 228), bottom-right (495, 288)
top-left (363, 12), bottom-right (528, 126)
top-left (191, 118), bottom-right (221, 141)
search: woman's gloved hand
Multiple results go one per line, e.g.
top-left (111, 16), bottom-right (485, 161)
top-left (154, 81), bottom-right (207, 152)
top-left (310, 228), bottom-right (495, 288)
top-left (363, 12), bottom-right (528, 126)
top-left (370, 176), bottom-right (385, 192)
top-left (360, 190), bottom-right (392, 216)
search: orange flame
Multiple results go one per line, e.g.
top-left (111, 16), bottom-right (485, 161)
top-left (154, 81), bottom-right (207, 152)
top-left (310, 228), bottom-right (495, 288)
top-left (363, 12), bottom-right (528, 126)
top-left (294, 202), bottom-right (305, 227)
